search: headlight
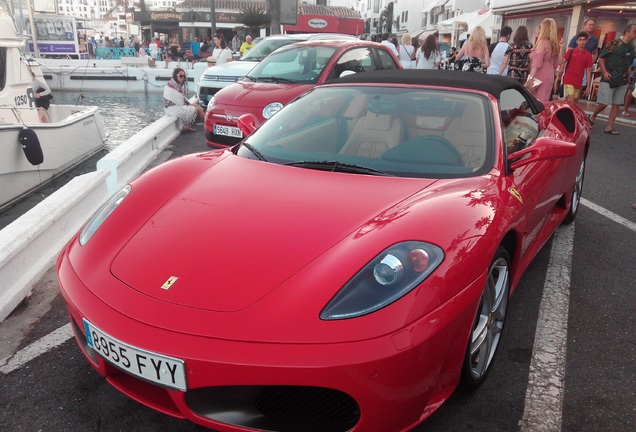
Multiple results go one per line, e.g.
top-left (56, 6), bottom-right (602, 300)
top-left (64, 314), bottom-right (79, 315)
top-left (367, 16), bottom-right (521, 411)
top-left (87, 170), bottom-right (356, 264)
top-left (79, 185), bottom-right (131, 246)
top-left (262, 102), bottom-right (283, 119)
top-left (205, 96), bottom-right (215, 113)
top-left (320, 241), bottom-right (444, 320)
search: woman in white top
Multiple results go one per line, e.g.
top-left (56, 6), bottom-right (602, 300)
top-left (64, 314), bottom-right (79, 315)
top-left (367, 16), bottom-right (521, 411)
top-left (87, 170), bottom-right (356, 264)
top-left (163, 68), bottom-right (205, 132)
top-left (398, 33), bottom-right (415, 69)
top-left (28, 67), bottom-right (52, 123)
top-left (416, 34), bottom-right (441, 69)
top-left (208, 33), bottom-right (233, 66)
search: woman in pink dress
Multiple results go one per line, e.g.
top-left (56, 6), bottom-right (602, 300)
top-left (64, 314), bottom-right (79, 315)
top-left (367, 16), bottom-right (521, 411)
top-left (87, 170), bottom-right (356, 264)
top-left (528, 18), bottom-right (562, 101)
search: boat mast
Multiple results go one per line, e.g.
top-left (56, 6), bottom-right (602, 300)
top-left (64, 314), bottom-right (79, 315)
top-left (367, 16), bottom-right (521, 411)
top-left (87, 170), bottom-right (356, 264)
top-left (25, 0), bottom-right (39, 57)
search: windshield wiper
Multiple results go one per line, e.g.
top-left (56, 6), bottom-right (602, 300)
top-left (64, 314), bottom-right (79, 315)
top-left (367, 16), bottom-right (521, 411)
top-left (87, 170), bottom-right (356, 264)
top-left (254, 76), bottom-right (295, 84)
top-left (243, 75), bottom-right (256, 82)
top-left (241, 142), bottom-right (268, 161)
top-left (284, 160), bottom-right (392, 176)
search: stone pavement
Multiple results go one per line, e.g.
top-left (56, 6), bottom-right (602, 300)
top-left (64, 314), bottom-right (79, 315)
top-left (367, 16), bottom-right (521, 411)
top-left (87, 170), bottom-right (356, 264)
top-left (576, 99), bottom-right (636, 126)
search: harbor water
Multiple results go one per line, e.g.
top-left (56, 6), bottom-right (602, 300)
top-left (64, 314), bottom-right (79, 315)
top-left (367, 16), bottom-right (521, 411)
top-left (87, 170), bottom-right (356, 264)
top-left (0, 90), bottom-right (172, 229)
top-left (53, 91), bottom-right (167, 150)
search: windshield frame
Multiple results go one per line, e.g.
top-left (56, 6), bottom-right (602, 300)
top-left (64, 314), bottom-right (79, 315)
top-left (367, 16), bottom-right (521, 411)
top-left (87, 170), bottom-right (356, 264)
top-left (245, 45), bottom-right (338, 84)
top-left (237, 84), bottom-right (495, 179)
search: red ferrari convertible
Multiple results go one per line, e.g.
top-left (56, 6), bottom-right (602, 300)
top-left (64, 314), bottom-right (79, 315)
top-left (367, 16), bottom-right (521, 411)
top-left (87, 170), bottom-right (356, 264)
top-left (58, 70), bottom-right (589, 432)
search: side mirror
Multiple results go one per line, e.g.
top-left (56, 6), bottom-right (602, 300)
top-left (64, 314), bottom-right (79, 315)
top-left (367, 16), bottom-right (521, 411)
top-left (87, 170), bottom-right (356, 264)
top-left (237, 113), bottom-right (258, 136)
top-left (507, 136), bottom-right (576, 171)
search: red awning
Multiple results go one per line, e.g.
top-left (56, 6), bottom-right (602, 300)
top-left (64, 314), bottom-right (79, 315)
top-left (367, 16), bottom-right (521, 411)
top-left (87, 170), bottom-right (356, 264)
top-left (283, 15), bottom-right (339, 33)
top-left (338, 18), bottom-right (363, 36)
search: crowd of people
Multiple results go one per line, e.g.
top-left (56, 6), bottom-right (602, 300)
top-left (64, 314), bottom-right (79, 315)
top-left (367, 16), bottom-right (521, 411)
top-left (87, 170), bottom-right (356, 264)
top-left (382, 19), bottom-right (635, 133)
top-left (155, 20), bottom-right (636, 136)
top-left (86, 31), bottom-right (258, 66)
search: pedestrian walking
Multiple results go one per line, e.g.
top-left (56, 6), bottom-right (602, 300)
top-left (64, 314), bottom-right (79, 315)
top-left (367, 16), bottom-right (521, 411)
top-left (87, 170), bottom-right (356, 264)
top-left (488, 26), bottom-right (512, 75)
top-left (456, 26), bottom-right (490, 73)
top-left (568, 18), bottom-right (599, 90)
top-left (588, 24), bottom-right (636, 135)
top-left (505, 26), bottom-right (533, 84)
top-left (559, 32), bottom-right (593, 103)
top-left (527, 18), bottom-right (562, 102)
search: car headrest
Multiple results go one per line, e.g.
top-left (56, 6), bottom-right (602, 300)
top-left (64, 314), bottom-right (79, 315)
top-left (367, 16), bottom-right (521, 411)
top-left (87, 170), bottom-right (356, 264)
top-left (367, 98), bottom-right (397, 115)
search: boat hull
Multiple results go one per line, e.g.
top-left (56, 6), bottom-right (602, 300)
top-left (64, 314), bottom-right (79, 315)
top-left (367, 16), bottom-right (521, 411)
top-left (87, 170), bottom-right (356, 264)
top-left (37, 59), bottom-right (203, 93)
top-left (0, 104), bottom-right (107, 210)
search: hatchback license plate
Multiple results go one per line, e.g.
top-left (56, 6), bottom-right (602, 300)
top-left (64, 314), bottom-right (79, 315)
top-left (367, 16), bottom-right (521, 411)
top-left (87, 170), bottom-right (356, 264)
top-left (83, 319), bottom-right (187, 391)
top-left (214, 124), bottom-right (243, 138)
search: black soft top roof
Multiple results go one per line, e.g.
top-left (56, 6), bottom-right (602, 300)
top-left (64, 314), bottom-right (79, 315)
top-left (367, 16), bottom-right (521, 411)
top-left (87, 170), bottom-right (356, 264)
top-left (328, 69), bottom-right (545, 113)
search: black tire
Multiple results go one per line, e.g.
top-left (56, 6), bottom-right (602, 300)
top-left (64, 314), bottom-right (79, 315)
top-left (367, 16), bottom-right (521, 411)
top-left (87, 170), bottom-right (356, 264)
top-left (461, 247), bottom-right (511, 389)
top-left (562, 157), bottom-right (585, 224)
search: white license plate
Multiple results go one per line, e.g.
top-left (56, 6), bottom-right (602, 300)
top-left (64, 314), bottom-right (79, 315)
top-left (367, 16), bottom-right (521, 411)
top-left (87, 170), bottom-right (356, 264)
top-left (83, 319), bottom-right (187, 391)
top-left (214, 124), bottom-right (243, 138)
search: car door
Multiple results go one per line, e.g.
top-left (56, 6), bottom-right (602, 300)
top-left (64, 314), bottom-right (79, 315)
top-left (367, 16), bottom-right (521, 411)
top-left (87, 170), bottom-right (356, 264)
top-left (500, 88), bottom-right (564, 254)
top-left (325, 46), bottom-right (398, 81)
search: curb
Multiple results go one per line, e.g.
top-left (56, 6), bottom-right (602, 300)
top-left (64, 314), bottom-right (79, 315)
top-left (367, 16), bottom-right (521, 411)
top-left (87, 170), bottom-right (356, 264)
top-left (0, 105), bottom-right (191, 322)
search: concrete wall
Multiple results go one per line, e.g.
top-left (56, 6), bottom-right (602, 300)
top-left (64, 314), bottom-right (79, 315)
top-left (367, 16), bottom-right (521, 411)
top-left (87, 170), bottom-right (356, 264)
top-left (0, 108), bottom-right (185, 322)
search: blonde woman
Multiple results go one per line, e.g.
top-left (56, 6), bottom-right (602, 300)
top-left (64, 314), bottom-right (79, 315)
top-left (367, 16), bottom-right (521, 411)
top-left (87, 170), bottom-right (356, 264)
top-left (528, 18), bottom-right (562, 101)
top-left (398, 33), bottom-right (415, 69)
top-left (456, 26), bottom-right (490, 72)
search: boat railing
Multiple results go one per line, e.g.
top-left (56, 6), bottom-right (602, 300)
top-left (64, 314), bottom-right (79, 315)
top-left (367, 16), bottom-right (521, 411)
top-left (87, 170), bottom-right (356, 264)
top-left (0, 105), bottom-right (47, 124)
top-left (95, 47), bottom-right (139, 60)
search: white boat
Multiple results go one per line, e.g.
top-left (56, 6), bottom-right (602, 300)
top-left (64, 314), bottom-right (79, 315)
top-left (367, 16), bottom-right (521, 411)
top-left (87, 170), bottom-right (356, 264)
top-left (35, 57), bottom-right (205, 93)
top-left (0, 3), bottom-right (107, 210)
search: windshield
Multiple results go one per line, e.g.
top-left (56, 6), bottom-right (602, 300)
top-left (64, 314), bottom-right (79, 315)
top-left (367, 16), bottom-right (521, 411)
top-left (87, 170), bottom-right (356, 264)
top-left (241, 38), bottom-right (304, 62)
top-left (237, 86), bottom-right (493, 178)
top-left (245, 45), bottom-right (337, 84)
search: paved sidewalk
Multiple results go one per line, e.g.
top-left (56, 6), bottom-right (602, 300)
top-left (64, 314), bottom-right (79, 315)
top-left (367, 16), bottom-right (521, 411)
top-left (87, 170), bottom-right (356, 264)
top-left (576, 100), bottom-right (636, 126)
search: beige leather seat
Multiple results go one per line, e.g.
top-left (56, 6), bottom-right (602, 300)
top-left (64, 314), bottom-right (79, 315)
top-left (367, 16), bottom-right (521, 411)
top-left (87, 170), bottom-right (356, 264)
top-left (444, 99), bottom-right (487, 169)
top-left (339, 99), bottom-right (403, 158)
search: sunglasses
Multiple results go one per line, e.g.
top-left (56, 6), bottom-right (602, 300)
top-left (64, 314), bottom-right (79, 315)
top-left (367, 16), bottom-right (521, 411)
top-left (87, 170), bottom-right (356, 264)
top-left (178, 74), bottom-right (185, 78)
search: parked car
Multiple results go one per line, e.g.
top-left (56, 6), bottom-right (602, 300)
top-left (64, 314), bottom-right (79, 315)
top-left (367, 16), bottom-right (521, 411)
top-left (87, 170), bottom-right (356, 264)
top-left (197, 33), bottom-right (357, 106)
top-left (57, 69), bottom-right (589, 432)
top-left (204, 39), bottom-right (401, 148)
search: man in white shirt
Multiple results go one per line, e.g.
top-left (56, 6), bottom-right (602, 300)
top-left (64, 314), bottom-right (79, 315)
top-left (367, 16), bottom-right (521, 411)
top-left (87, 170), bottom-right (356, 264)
top-left (488, 26), bottom-right (512, 75)
top-left (380, 33), bottom-right (399, 57)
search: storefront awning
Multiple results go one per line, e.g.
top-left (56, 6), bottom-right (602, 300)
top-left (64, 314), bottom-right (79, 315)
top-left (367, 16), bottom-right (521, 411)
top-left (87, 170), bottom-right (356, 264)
top-left (283, 15), bottom-right (363, 36)
top-left (412, 29), bottom-right (438, 40)
top-left (426, 0), bottom-right (450, 12)
top-left (438, 9), bottom-right (494, 39)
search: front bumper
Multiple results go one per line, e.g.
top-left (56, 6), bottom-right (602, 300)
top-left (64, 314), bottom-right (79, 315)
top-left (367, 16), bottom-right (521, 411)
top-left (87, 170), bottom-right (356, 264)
top-left (57, 247), bottom-right (483, 432)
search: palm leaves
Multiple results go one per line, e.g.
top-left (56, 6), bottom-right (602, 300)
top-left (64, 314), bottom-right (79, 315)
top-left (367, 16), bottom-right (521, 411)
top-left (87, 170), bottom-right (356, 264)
top-left (379, 2), bottom-right (394, 34)
top-left (237, 7), bottom-right (271, 36)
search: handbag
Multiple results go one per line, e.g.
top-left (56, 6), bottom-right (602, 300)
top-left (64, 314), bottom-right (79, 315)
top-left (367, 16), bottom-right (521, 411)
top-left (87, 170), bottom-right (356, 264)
top-left (608, 72), bottom-right (627, 89)
top-left (524, 76), bottom-right (542, 93)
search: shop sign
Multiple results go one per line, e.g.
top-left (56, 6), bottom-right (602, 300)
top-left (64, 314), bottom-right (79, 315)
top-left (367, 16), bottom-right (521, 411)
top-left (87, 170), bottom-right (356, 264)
top-left (308, 18), bottom-right (328, 29)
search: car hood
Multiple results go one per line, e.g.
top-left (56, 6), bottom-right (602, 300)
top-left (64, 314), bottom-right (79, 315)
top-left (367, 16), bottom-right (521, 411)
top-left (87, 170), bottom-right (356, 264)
top-left (216, 80), bottom-right (314, 108)
top-left (202, 61), bottom-right (257, 77)
top-left (110, 156), bottom-right (435, 312)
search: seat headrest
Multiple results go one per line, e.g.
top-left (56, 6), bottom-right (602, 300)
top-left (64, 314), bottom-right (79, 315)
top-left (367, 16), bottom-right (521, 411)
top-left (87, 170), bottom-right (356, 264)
top-left (459, 101), bottom-right (484, 132)
top-left (367, 99), bottom-right (397, 115)
top-left (364, 114), bottom-right (393, 131)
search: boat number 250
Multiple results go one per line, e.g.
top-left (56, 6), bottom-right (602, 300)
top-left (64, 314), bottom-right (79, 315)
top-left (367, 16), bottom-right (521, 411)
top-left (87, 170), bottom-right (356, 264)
top-left (15, 94), bottom-right (30, 106)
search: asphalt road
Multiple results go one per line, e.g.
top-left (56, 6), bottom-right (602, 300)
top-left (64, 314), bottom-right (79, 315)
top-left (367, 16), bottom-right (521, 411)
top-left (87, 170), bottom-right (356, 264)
top-left (1, 118), bottom-right (634, 432)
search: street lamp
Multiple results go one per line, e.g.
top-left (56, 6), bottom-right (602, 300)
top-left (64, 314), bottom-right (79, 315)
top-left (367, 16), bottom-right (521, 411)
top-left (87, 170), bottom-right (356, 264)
top-left (210, 0), bottom-right (215, 34)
